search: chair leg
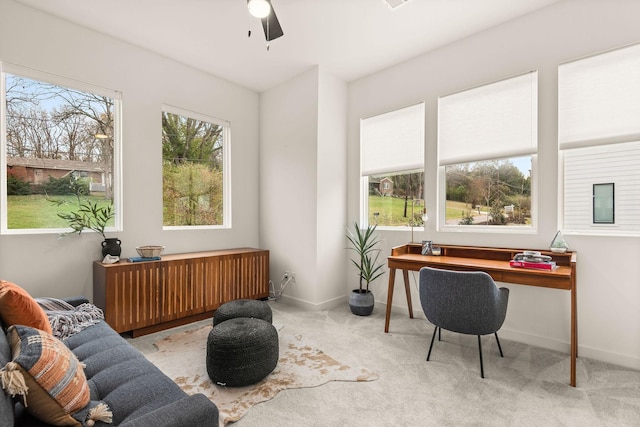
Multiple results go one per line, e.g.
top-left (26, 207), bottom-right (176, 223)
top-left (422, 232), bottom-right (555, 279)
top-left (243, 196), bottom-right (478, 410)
top-left (438, 326), bottom-right (441, 341)
top-left (477, 335), bottom-right (485, 378)
top-left (495, 332), bottom-right (504, 357)
top-left (427, 325), bottom-right (438, 361)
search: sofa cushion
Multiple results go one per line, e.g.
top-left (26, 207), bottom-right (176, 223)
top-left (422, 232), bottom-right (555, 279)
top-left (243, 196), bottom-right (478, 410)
top-left (0, 319), bottom-right (14, 427)
top-left (64, 321), bottom-right (196, 425)
top-left (3, 325), bottom-right (90, 426)
top-left (0, 281), bottom-right (52, 334)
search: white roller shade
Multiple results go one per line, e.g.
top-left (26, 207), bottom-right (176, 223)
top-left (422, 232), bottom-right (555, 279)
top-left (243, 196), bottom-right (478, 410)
top-left (558, 43), bottom-right (640, 149)
top-left (360, 103), bottom-right (424, 176)
top-left (438, 71), bottom-right (538, 166)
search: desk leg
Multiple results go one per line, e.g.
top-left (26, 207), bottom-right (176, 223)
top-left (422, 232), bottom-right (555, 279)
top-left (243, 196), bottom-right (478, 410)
top-left (402, 269), bottom-right (414, 320)
top-left (570, 283), bottom-right (577, 387)
top-left (384, 268), bottom-right (396, 333)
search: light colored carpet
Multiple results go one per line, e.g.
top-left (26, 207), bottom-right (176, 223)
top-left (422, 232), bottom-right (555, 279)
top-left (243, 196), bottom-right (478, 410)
top-left (144, 324), bottom-right (378, 425)
top-left (130, 302), bottom-right (640, 426)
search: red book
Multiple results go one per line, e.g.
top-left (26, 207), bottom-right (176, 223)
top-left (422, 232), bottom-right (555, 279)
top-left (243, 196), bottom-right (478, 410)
top-left (509, 260), bottom-right (557, 270)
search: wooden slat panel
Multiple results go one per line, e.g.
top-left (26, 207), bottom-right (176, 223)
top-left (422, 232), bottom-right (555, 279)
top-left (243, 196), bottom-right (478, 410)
top-left (203, 256), bottom-right (221, 310)
top-left (162, 258), bottom-right (209, 322)
top-left (100, 262), bottom-right (161, 333)
top-left (189, 257), bottom-right (206, 315)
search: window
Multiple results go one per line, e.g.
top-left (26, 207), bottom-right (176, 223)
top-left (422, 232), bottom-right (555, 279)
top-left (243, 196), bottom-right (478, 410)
top-left (162, 106), bottom-right (230, 228)
top-left (1, 64), bottom-right (121, 234)
top-left (438, 71), bottom-right (538, 230)
top-left (360, 103), bottom-right (425, 227)
top-left (593, 183), bottom-right (614, 224)
top-left (559, 43), bottom-right (640, 236)
top-left (443, 157), bottom-right (532, 226)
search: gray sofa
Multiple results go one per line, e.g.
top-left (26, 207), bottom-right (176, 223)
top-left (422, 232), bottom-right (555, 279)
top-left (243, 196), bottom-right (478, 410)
top-left (0, 298), bottom-right (219, 427)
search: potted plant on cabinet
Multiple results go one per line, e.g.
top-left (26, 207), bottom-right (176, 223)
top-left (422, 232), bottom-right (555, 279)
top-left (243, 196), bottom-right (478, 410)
top-left (55, 195), bottom-right (119, 257)
top-left (346, 222), bottom-right (385, 316)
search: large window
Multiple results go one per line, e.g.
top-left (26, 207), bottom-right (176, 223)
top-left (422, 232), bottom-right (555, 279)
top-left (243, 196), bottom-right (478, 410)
top-left (360, 103), bottom-right (425, 227)
top-left (1, 64), bottom-right (121, 234)
top-left (162, 106), bottom-right (230, 228)
top-left (437, 71), bottom-right (538, 230)
top-left (559, 43), bottom-right (640, 236)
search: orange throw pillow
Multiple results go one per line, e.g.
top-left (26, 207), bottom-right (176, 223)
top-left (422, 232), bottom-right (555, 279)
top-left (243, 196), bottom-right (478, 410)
top-left (0, 280), bottom-right (52, 334)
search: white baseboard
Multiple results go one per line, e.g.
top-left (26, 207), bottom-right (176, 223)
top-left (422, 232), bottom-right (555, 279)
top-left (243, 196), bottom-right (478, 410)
top-left (498, 328), bottom-right (570, 353)
top-left (577, 344), bottom-right (640, 371)
top-left (274, 294), bottom-right (345, 311)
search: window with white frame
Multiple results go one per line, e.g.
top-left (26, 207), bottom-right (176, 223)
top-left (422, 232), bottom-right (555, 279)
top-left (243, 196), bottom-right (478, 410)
top-left (1, 64), bottom-right (121, 234)
top-left (162, 105), bottom-right (230, 228)
top-left (559, 43), bottom-right (640, 236)
top-left (438, 71), bottom-right (538, 230)
top-left (360, 103), bottom-right (425, 227)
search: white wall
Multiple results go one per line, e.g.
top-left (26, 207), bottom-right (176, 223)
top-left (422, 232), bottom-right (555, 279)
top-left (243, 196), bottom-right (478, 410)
top-left (260, 68), bottom-right (320, 305)
top-left (260, 66), bottom-right (348, 308)
top-left (348, 0), bottom-right (640, 369)
top-left (316, 69), bottom-right (347, 305)
top-left (0, 0), bottom-right (260, 299)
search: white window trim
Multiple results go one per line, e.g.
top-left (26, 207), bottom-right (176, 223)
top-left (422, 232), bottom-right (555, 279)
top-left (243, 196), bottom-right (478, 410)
top-left (558, 43), bottom-right (640, 237)
top-left (360, 103), bottom-right (425, 228)
top-left (360, 176), bottom-right (427, 232)
top-left (161, 104), bottom-right (231, 231)
top-left (0, 62), bottom-right (123, 235)
top-left (437, 71), bottom-right (538, 234)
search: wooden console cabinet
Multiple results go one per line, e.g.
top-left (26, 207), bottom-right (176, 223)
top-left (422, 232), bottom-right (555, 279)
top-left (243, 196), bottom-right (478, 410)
top-left (93, 248), bottom-right (269, 336)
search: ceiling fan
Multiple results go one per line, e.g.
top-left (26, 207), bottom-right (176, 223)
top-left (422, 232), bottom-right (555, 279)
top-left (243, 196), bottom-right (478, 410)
top-left (247, 0), bottom-right (284, 49)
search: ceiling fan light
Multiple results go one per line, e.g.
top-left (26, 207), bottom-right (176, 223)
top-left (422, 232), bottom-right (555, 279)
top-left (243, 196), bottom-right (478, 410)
top-left (248, 0), bottom-right (271, 18)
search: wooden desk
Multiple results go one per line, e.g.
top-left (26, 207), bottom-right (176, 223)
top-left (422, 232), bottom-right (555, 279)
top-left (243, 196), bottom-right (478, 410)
top-left (384, 243), bottom-right (577, 386)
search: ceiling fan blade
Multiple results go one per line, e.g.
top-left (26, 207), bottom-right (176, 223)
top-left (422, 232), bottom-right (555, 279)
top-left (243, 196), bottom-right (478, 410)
top-left (261, 4), bottom-right (283, 41)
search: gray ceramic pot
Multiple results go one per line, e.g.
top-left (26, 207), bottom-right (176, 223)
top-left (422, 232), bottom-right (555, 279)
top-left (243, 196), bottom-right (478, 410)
top-left (349, 289), bottom-right (374, 316)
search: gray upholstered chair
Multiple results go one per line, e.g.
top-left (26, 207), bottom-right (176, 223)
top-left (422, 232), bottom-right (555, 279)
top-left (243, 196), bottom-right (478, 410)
top-left (419, 266), bottom-right (509, 378)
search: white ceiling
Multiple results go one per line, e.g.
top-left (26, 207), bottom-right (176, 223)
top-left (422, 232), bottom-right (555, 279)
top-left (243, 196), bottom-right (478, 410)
top-left (17, 0), bottom-right (561, 92)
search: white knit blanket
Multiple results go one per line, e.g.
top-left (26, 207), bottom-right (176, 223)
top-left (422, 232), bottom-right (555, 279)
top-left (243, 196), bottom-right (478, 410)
top-left (36, 298), bottom-right (104, 340)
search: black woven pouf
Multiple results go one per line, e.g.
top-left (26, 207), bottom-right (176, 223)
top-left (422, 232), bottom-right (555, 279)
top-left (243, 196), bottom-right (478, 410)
top-left (213, 299), bottom-right (272, 326)
top-left (206, 317), bottom-right (279, 387)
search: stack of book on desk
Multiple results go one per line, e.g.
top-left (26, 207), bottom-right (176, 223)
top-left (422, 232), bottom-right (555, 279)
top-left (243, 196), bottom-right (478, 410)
top-left (509, 251), bottom-right (557, 270)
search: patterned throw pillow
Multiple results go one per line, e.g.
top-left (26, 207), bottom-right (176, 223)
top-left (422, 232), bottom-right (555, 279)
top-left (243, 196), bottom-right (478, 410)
top-left (0, 280), bottom-right (52, 334)
top-left (2, 325), bottom-right (90, 426)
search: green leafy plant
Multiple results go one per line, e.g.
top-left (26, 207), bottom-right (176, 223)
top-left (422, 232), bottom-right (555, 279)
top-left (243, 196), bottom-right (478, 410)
top-left (346, 222), bottom-right (385, 293)
top-left (53, 195), bottom-right (114, 239)
top-left (459, 211), bottom-right (474, 225)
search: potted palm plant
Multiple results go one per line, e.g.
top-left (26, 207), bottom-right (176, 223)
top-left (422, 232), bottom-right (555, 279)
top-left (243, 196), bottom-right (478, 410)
top-left (346, 222), bottom-right (385, 316)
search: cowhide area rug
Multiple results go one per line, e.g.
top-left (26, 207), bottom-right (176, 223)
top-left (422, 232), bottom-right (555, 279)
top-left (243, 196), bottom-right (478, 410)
top-left (145, 325), bottom-right (379, 425)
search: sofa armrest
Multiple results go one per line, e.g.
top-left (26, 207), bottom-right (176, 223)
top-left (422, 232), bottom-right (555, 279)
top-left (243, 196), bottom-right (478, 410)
top-left (62, 296), bottom-right (90, 307)
top-left (119, 394), bottom-right (219, 427)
